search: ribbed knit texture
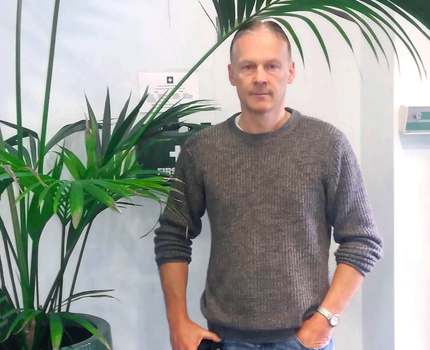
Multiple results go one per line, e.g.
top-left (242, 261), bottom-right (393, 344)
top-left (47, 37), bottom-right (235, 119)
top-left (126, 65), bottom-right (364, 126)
top-left (154, 108), bottom-right (383, 343)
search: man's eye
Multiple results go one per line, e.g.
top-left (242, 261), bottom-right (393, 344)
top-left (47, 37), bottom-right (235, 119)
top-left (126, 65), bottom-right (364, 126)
top-left (267, 64), bottom-right (280, 70)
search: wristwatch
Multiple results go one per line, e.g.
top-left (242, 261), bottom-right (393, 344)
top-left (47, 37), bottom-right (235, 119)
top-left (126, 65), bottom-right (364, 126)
top-left (316, 306), bottom-right (340, 327)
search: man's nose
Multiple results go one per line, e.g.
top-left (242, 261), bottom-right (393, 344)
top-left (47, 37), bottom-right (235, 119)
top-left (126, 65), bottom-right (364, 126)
top-left (254, 65), bottom-right (267, 84)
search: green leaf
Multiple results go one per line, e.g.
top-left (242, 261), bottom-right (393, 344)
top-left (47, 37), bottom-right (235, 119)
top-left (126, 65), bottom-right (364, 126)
top-left (83, 182), bottom-right (117, 210)
top-left (245, 0), bottom-right (256, 19)
top-left (309, 9), bottom-right (355, 55)
top-left (28, 192), bottom-right (54, 241)
top-left (212, 0), bottom-right (223, 35)
top-left (221, 0), bottom-right (235, 30)
top-left (274, 18), bottom-right (305, 68)
top-left (48, 313), bottom-right (64, 350)
top-left (236, 0), bottom-right (247, 24)
top-left (347, 0), bottom-right (427, 78)
top-left (0, 120), bottom-right (39, 141)
top-left (61, 147), bottom-right (86, 180)
top-left (0, 289), bottom-right (17, 342)
top-left (103, 89), bottom-right (149, 162)
top-left (122, 149), bottom-right (136, 175)
top-left (339, 7), bottom-right (387, 65)
top-left (85, 95), bottom-right (102, 156)
top-left (52, 148), bottom-right (65, 179)
top-left (0, 147), bottom-right (26, 167)
top-left (53, 181), bottom-right (69, 214)
top-left (46, 120), bottom-right (87, 152)
top-left (62, 294), bottom-right (116, 305)
top-left (61, 289), bottom-right (115, 305)
top-left (1, 309), bottom-right (41, 342)
top-left (38, 0), bottom-right (61, 173)
top-left (375, 0), bottom-right (430, 40)
top-left (38, 181), bottom-right (58, 207)
top-left (70, 182), bottom-right (84, 229)
top-left (84, 121), bottom-right (98, 172)
top-left (92, 180), bottom-right (134, 198)
top-left (102, 88), bottom-right (112, 156)
top-left (111, 93), bottom-right (131, 135)
top-left (20, 144), bottom-right (33, 167)
top-left (280, 13), bottom-right (332, 72)
top-left (29, 135), bottom-right (37, 169)
top-left (256, 0), bottom-right (264, 12)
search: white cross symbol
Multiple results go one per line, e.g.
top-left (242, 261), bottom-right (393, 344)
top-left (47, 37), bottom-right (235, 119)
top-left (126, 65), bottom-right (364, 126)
top-left (169, 145), bottom-right (181, 162)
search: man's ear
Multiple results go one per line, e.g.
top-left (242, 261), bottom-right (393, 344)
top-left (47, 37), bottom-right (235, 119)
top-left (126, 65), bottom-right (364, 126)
top-left (228, 64), bottom-right (236, 86)
top-left (287, 61), bottom-right (296, 84)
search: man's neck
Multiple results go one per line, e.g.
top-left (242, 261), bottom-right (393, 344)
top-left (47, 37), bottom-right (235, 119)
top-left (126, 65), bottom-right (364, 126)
top-left (238, 108), bottom-right (291, 134)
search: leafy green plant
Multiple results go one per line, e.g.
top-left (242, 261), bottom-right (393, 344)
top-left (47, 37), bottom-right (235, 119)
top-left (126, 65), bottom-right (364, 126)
top-left (1, 0), bottom-right (429, 349)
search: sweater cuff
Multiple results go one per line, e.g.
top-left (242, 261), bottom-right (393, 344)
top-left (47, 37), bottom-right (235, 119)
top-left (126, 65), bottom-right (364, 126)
top-left (156, 257), bottom-right (191, 268)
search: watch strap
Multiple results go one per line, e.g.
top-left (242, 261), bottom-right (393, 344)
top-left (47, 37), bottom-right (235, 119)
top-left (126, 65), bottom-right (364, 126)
top-left (317, 306), bottom-right (340, 326)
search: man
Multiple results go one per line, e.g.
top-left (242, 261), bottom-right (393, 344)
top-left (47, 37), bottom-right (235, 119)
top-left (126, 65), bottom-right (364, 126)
top-left (154, 20), bottom-right (383, 350)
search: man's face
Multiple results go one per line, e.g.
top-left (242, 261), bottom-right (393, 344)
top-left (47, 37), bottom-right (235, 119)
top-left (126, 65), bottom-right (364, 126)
top-left (228, 27), bottom-right (295, 115)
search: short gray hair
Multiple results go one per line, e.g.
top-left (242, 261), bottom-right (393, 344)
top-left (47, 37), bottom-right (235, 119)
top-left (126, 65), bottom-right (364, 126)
top-left (229, 20), bottom-right (292, 62)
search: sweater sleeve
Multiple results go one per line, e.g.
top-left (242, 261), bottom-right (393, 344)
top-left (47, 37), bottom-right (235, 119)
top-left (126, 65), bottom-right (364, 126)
top-left (153, 139), bottom-right (206, 267)
top-left (325, 131), bottom-right (383, 276)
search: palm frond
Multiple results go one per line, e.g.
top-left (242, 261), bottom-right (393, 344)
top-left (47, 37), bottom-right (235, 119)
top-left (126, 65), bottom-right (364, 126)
top-left (204, 0), bottom-right (430, 77)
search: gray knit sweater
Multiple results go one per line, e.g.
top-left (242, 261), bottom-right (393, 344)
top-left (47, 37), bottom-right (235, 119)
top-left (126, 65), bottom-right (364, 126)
top-left (154, 108), bottom-right (383, 343)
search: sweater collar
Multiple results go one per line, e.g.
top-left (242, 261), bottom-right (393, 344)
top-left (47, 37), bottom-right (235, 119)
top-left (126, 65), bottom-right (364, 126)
top-left (229, 107), bottom-right (301, 142)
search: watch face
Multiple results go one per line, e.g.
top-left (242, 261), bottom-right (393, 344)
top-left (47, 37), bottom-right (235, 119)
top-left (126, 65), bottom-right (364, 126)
top-left (330, 317), bottom-right (339, 327)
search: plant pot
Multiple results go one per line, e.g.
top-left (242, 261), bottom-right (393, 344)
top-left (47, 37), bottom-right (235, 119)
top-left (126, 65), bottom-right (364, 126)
top-left (0, 313), bottom-right (112, 350)
top-left (60, 314), bottom-right (112, 350)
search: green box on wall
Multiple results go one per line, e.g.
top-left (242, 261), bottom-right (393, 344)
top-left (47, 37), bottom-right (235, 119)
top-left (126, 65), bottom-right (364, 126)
top-left (403, 106), bottom-right (430, 134)
top-left (136, 122), bottom-right (211, 176)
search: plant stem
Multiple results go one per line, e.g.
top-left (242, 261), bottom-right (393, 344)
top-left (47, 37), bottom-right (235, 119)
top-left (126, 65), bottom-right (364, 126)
top-left (57, 223), bottom-right (66, 312)
top-left (0, 217), bottom-right (18, 265)
top-left (29, 238), bottom-right (39, 308)
top-left (42, 221), bottom-right (87, 312)
top-left (15, 2), bottom-right (30, 297)
top-left (66, 220), bottom-right (93, 312)
top-left (49, 281), bottom-right (60, 313)
top-left (0, 251), bottom-right (6, 290)
top-left (6, 187), bottom-right (28, 308)
top-left (36, 270), bottom-right (40, 309)
top-left (0, 218), bottom-right (19, 308)
top-left (43, 246), bottom-right (72, 312)
top-left (15, 0), bottom-right (23, 161)
top-left (38, 0), bottom-right (61, 173)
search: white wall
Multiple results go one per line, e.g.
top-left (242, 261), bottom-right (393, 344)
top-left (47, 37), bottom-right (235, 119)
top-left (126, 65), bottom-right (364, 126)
top-left (359, 32), bottom-right (395, 350)
top-left (393, 27), bottom-right (430, 350)
top-left (0, 1), bottom-right (394, 349)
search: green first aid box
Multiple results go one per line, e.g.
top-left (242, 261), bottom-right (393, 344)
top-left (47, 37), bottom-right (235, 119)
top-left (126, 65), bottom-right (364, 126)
top-left (136, 122), bottom-right (211, 176)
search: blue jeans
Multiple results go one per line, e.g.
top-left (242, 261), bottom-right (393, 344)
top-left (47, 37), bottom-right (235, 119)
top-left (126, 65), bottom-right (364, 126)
top-left (220, 336), bottom-right (335, 350)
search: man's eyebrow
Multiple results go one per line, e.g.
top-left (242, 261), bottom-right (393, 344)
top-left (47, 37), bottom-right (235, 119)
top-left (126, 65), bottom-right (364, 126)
top-left (238, 58), bottom-right (283, 65)
top-left (237, 60), bottom-right (255, 65)
top-left (266, 59), bottom-right (282, 64)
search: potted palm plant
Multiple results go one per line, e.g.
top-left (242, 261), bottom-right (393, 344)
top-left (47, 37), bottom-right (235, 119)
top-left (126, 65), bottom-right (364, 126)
top-left (1, 0), bottom-right (429, 349)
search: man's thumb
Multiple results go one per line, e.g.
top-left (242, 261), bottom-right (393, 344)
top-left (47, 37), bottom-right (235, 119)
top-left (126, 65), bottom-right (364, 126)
top-left (203, 330), bottom-right (222, 342)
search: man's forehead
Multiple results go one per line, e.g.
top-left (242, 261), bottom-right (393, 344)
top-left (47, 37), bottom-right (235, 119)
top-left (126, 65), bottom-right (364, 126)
top-left (235, 26), bottom-right (283, 43)
top-left (232, 35), bottom-right (289, 62)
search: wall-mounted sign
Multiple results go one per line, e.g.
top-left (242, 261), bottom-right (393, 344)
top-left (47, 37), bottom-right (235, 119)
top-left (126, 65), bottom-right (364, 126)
top-left (138, 72), bottom-right (199, 113)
